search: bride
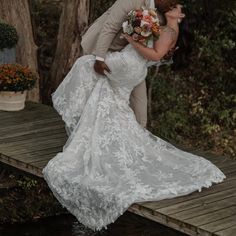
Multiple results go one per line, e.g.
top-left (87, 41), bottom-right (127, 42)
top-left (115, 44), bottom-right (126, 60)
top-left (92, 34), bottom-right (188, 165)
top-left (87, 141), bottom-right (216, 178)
top-left (42, 4), bottom-right (226, 231)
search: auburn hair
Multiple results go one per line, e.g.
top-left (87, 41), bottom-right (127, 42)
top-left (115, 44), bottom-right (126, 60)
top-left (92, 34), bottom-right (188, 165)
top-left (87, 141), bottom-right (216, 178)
top-left (156, 0), bottom-right (179, 13)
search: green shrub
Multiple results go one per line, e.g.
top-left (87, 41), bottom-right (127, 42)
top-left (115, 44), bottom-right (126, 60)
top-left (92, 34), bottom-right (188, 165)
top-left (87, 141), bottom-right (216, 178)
top-left (0, 22), bottom-right (19, 50)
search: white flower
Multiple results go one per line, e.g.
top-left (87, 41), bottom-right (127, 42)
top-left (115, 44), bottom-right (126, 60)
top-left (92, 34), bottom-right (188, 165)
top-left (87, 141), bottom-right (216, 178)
top-left (122, 21), bottom-right (128, 29)
top-left (141, 31), bottom-right (152, 37)
top-left (143, 10), bottom-right (149, 16)
top-left (140, 20), bottom-right (149, 27)
top-left (122, 21), bottom-right (133, 34)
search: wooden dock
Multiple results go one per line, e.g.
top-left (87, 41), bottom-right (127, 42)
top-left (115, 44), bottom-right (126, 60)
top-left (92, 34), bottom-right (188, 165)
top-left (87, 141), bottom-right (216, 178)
top-left (0, 102), bottom-right (235, 236)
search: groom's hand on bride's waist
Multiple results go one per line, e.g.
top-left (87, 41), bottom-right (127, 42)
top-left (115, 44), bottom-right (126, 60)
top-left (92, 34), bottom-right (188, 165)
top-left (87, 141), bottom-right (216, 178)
top-left (94, 60), bottom-right (111, 76)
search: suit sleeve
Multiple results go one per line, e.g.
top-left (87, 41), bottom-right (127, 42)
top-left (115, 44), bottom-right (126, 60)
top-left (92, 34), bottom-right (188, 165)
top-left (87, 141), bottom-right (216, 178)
top-left (93, 0), bottom-right (138, 59)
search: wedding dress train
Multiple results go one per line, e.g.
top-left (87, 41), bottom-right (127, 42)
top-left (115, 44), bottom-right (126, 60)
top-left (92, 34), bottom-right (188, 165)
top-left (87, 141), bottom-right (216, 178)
top-left (42, 44), bottom-right (226, 231)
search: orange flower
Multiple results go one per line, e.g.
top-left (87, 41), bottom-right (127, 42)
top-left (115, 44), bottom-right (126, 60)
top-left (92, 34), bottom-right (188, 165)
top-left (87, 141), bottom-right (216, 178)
top-left (0, 63), bottom-right (38, 92)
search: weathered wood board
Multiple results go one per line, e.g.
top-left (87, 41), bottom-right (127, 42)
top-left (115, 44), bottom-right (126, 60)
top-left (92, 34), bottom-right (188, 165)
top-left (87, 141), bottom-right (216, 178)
top-left (0, 102), bottom-right (235, 236)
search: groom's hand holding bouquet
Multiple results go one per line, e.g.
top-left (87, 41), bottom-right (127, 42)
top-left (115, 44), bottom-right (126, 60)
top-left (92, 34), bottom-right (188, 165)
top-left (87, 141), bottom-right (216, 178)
top-left (94, 7), bottom-right (161, 76)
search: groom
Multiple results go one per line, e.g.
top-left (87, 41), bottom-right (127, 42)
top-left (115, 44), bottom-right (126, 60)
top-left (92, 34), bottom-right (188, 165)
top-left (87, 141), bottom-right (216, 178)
top-left (81, 0), bottom-right (178, 128)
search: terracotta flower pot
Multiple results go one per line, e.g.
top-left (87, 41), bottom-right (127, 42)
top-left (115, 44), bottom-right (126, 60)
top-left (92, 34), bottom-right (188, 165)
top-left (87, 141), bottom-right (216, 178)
top-left (0, 91), bottom-right (27, 111)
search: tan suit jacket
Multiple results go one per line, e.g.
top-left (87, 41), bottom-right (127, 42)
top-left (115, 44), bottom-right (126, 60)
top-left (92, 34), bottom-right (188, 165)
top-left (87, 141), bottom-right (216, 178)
top-left (81, 0), bottom-right (151, 128)
top-left (81, 0), bottom-right (149, 59)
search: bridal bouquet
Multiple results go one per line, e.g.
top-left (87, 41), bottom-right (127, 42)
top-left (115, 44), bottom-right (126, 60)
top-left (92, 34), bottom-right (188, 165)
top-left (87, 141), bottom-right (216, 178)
top-left (122, 8), bottom-right (161, 45)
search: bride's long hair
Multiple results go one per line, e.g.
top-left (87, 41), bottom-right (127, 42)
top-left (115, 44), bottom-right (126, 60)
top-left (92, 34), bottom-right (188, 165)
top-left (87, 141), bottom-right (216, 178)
top-left (156, 0), bottom-right (180, 14)
top-left (156, 2), bottom-right (190, 69)
top-left (173, 13), bottom-right (191, 70)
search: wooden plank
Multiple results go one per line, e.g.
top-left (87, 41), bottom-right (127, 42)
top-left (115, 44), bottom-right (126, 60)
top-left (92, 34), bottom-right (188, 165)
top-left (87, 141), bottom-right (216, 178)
top-left (209, 158), bottom-right (236, 169)
top-left (0, 145), bottom-right (62, 176)
top-left (1, 101), bottom-right (236, 236)
top-left (0, 102), bottom-right (63, 177)
top-left (185, 206), bottom-right (236, 226)
top-left (129, 196), bottom-right (236, 236)
top-left (128, 203), bottom-right (211, 236)
top-left (1, 139), bottom-right (66, 160)
top-left (226, 170), bottom-right (236, 178)
top-left (140, 177), bottom-right (235, 211)
top-left (199, 155), bottom-right (228, 165)
top-left (0, 126), bottom-right (64, 146)
top-left (222, 163), bottom-right (236, 175)
top-left (0, 131), bottom-right (66, 148)
top-left (171, 195), bottom-right (236, 220)
top-left (156, 187), bottom-right (236, 215)
top-left (202, 215), bottom-right (236, 234)
top-left (0, 108), bottom-right (56, 120)
top-left (0, 128), bottom-right (66, 164)
top-left (0, 110), bottom-right (58, 122)
top-left (0, 138), bottom-right (66, 157)
top-left (165, 143), bottom-right (229, 165)
top-left (13, 146), bottom-right (63, 161)
top-left (216, 225), bottom-right (236, 236)
top-left (130, 187), bottom-right (236, 236)
top-left (0, 119), bottom-right (64, 140)
top-left (0, 102), bottom-right (50, 119)
top-left (29, 152), bottom-right (60, 164)
top-left (13, 150), bottom-right (62, 164)
top-left (0, 128), bottom-right (66, 146)
top-left (132, 174), bottom-right (236, 236)
top-left (149, 166), bottom-right (233, 203)
top-left (0, 109), bottom-right (58, 125)
top-left (0, 153), bottom-right (42, 177)
top-left (172, 150), bottom-right (232, 174)
top-left (34, 159), bottom-right (56, 169)
top-left (217, 160), bottom-right (236, 169)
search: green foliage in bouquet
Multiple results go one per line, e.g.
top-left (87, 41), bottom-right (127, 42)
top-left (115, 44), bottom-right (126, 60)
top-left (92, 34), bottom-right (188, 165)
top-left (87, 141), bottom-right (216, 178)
top-left (0, 64), bottom-right (38, 92)
top-left (0, 22), bottom-right (19, 50)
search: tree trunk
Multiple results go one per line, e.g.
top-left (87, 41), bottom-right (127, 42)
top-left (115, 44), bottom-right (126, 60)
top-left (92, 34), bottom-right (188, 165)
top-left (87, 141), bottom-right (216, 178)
top-left (49, 0), bottom-right (90, 93)
top-left (0, 0), bottom-right (39, 102)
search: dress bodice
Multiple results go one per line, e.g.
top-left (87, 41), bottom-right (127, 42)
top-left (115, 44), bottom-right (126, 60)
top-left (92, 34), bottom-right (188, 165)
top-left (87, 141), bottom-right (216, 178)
top-left (121, 44), bottom-right (147, 64)
top-left (122, 41), bottom-right (173, 69)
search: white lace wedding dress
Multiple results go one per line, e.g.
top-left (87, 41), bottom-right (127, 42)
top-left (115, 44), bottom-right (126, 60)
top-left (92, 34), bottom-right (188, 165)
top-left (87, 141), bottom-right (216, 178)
top-left (42, 44), bottom-right (226, 231)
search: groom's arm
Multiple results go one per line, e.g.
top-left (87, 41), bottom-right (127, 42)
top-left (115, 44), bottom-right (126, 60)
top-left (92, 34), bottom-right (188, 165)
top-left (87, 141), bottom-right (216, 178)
top-left (94, 0), bottom-right (138, 60)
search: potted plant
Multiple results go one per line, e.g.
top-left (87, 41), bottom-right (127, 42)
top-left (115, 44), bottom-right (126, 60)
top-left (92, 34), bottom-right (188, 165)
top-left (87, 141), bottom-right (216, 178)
top-left (0, 21), bottom-right (19, 64)
top-left (0, 64), bottom-right (38, 111)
